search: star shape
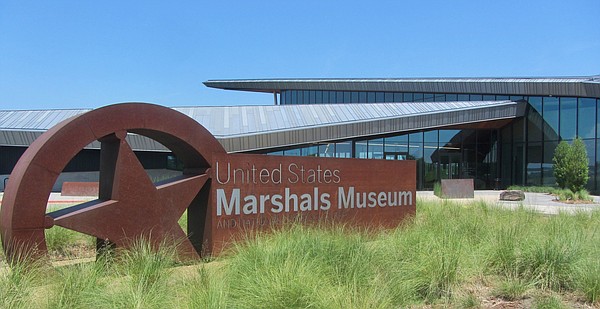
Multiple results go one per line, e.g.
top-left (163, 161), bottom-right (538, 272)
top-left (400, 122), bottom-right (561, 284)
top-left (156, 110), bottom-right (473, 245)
top-left (46, 133), bottom-right (207, 260)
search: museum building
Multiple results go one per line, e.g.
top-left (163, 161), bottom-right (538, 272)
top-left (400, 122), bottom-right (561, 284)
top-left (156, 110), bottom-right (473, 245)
top-left (1, 76), bottom-right (600, 192)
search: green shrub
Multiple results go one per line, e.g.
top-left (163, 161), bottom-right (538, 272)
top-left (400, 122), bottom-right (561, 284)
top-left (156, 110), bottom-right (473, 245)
top-left (553, 138), bottom-right (589, 192)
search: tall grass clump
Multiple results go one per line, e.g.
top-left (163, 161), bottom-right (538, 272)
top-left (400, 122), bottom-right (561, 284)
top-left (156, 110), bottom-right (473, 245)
top-left (180, 266), bottom-right (228, 309)
top-left (97, 237), bottom-right (177, 309)
top-left (225, 224), bottom-right (390, 309)
top-left (375, 200), bottom-right (475, 305)
top-left (0, 254), bottom-right (44, 309)
top-left (48, 259), bottom-right (110, 309)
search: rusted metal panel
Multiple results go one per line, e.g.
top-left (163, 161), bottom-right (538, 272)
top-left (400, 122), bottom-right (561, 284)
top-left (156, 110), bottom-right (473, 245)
top-left (441, 179), bottom-right (474, 199)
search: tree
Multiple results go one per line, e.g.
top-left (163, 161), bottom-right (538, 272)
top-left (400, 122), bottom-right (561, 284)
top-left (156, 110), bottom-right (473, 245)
top-left (553, 141), bottom-right (570, 189)
top-left (553, 138), bottom-right (589, 192)
top-left (569, 138), bottom-right (590, 192)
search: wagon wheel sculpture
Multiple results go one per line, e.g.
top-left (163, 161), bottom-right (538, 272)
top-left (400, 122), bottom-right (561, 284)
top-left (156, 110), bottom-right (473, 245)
top-left (0, 103), bottom-right (226, 263)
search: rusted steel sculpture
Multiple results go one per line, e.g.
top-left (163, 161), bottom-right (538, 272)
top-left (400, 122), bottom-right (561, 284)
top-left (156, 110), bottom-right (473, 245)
top-left (0, 103), bottom-right (225, 262)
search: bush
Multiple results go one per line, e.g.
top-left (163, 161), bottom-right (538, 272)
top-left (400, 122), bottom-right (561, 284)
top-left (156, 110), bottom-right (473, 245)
top-left (553, 138), bottom-right (589, 192)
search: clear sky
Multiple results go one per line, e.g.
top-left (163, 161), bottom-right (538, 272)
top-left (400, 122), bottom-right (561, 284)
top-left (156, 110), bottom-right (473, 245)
top-left (1, 0), bottom-right (598, 110)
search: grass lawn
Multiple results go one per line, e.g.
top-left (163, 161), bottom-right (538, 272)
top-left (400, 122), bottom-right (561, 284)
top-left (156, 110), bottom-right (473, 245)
top-left (1, 200), bottom-right (599, 308)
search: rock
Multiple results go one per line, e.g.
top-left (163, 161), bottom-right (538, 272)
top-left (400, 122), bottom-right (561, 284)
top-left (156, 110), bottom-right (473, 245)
top-left (500, 190), bottom-right (525, 201)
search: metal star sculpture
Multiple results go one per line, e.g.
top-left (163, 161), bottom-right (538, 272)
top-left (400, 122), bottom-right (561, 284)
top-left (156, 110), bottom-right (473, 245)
top-left (0, 103), bottom-right (226, 263)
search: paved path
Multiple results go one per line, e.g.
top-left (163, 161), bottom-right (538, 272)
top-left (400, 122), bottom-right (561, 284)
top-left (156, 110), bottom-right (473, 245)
top-left (417, 190), bottom-right (600, 215)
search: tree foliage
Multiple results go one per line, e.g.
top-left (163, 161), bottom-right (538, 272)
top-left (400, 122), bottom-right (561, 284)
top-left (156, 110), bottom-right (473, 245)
top-left (553, 138), bottom-right (589, 192)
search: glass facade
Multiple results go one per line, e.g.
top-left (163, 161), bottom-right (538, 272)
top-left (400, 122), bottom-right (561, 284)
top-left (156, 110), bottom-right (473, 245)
top-left (281, 90), bottom-right (524, 104)
top-left (274, 89), bottom-right (600, 192)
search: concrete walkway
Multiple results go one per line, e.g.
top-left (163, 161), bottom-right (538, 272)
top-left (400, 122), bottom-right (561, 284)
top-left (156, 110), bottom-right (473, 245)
top-left (417, 190), bottom-right (600, 215)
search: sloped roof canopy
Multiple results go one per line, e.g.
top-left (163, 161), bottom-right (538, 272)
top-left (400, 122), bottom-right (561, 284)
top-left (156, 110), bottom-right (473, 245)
top-left (0, 101), bottom-right (525, 153)
top-left (204, 76), bottom-right (600, 98)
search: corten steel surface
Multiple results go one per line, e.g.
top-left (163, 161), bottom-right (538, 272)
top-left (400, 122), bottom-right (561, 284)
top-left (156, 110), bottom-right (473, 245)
top-left (60, 182), bottom-right (100, 196)
top-left (207, 154), bottom-right (416, 254)
top-left (441, 179), bottom-right (475, 199)
top-left (1, 102), bottom-right (416, 263)
top-left (0, 103), bottom-right (226, 262)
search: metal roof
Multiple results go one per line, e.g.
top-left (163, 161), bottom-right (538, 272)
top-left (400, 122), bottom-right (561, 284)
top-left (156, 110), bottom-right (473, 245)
top-left (0, 101), bottom-right (525, 152)
top-left (204, 76), bottom-right (600, 98)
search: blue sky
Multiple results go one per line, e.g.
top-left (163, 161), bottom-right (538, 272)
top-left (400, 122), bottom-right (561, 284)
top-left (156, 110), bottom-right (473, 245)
top-left (0, 0), bottom-right (598, 110)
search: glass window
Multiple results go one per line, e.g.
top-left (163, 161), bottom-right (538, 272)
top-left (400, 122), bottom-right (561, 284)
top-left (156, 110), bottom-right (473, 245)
top-left (403, 93), bottom-right (414, 102)
top-left (527, 103), bottom-right (543, 142)
top-left (434, 94), bottom-right (445, 101)
top-left (284, 148), bottom-right (301, 156)
top-left (385, 92), bottom-right (394, 102)
top-left (322, 91), bottom-right (330, 103)
top-left (578, 98), bottom-right (596, 139)
top-left (268, 151), bottom-right (284, 156)
top-left (302, 145), bottom-right (318, 157)
top-left (446, 94), bottom-right (458, 101)
top-left (359, 92), bottom-right (367, 103)
top-left (483, 95), bottom-right (495, 101)
top-left (584, 139), bottom-right (596, 190)
top-left (303, 91), bottom-right (310, 104)
top-left (393, 93), bottom-right (403, 102)
top-left (526, 142), bottom-right (542, 186)
top-left (457, 94), bottom-right (470, 101)
top-left (329, 91), bottom-right (336, 103)
top-left (423, 93), bottom-right (434, 102)
top-left (496, 95), bottom-right (509, 100)
top-left (424, 130), bottom-right (438, 144)
top-left (343, 91), bottom-right (351, 103)
top-left (284, 91), bottom-right (290, 104)
top-left (543, 97), bottom-right (559, 140)
top-left (335, 141), bottom-right (352, 158)
top-left (314, 91), bottom-right (322, 104)
top-left (598, 99), bottom-right (600, 138)
top-left (336, 91), bottom-right (344, 103)
top-left (409, 131), bottom-right (423, 143)
top-left (384, 135), bottom-right (408, 160)
top-left (423, 145), bottom-right (438, 189)
top-left (560, 97), bottom-right (577, 140)
top-left (351, 92), bottom-right (359, 103)
top-left (510, 95), bottom-right (525, 101)
top-left (354, 140), bottom-right (368, 158)
top-left (308, 91), bottom-right (316, 104)
top-left (291, 91), bottom-right (297, 104)
top-left (297, 91), bottom-right (304, 104)
top-left (376, 92), bottom-right (385, 102)
top-left (501, 143), bottom-right (512, 187)
top-left (318, 143), bottom-right (335, 157)
top-left (439, 129), bottom-right (461, 146)
top-left (413, 93), bottom-right (423, 102)
top-left (528, 97), bottom-right (542, 114)
top-left (368, 138), bottom-right (384, 159)
top-left (409, 133), bottom-right (423, 189)
top-left (596, 140), bottom-right (600, 192)
top-left (512, 118), bottom-right (525, 143)
top-left (470, 94), bottom-right (483, 101)
top-left (367, 92), bottom-right (376, 103)
top-left (542, 140), bottom-right (558, 186)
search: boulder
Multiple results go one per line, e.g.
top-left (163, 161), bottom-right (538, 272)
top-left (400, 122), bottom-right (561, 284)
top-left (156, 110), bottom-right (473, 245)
top-left (500, 190), bottom-right (525, 201)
